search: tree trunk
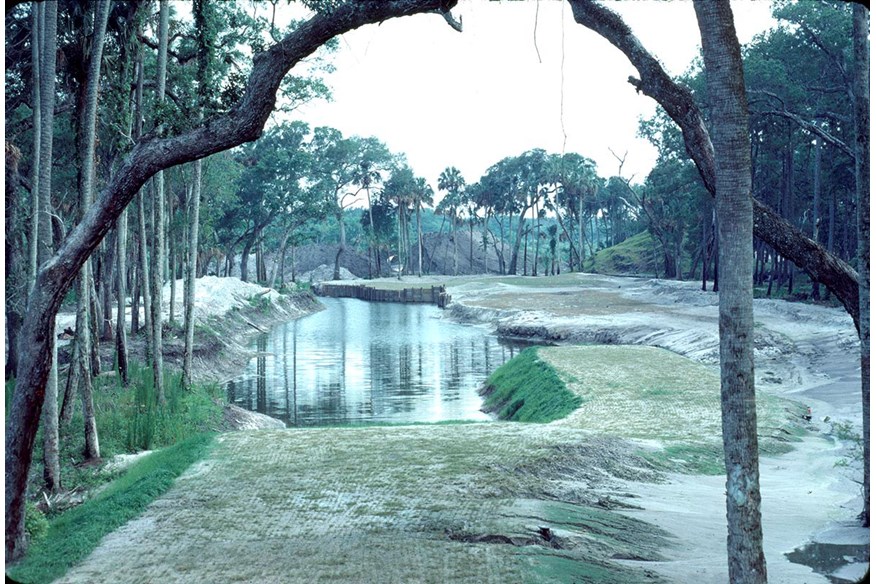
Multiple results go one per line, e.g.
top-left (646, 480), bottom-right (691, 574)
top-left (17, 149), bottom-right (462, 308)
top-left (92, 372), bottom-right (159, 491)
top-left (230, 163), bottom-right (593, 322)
top-left (452, 213), bottom-right (458, 276)
top-left (507, 206), bottom-right (530, 275)
top-left (137, 191), bottom-right (153, 360)
top-left (695, 3), bottom-right (766, 582)
top-left (533, 202), bottom-right (541, 276)
top-left (169, 226), bottom-right (177, 325)
top-left (397, 202), bottom-right (404, 279)
top-left (417, 200), bottom-right (423, 277)
top-left (76, 0), bottom-right (111, 461)
top-left (811, 136), bottom-right (821, 299)
top-left (28, 4), bottom-right (41, 295)
top-left (116, 210), bottom-right (130, 385)
top-left (269, 224), bottom-right (290, 289)
top-left (151, 0), bottom-right (170, 404)
top-left (36, 0), bottom-right (61, 499)
top-left (241, 234), bottom-right (254, 282)
top-left (578, 195), bottom-right (584, 270)
top-left (100, 234), bottom-right (116, 341)
top-left (5, 0), bottom-right (463, 560)
top-left (365, 184), bottom-right (375, 278)
top-left (184, 159), bottom-right (202, 389)
top-left (334, 209), bottom-right (345, 280)
top-left (5, 145), bottom-right (26, 380)
top-left (852, 3), bottom-right (869, 528)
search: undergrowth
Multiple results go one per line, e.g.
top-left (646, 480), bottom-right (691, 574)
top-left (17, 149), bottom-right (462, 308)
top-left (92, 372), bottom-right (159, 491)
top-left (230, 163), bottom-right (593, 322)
top-left (6, 362), bottom-right (224, 517)
top-left (480, 347), bottom-right (582, 423)
top-left (7, 434), bottom-right (216, 584)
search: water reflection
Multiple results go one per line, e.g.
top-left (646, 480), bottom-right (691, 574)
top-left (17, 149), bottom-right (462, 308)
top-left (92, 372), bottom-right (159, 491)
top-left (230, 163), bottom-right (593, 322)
top-left (227, 297), bottom-right (530, 427)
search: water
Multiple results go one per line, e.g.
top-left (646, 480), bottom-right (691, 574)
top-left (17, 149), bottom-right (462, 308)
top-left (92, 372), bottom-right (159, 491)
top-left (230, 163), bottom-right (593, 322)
top-left (786, 541), bottom-right (870, 583)
top-left (227, 297), bottom-right (531, 427)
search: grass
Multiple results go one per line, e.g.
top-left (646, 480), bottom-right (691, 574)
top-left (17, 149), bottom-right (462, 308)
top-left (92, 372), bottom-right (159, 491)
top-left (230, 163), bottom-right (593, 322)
top-left (50, 425), bottom-right (667, 583)
top-left (537, 345), bottom-right (806, 474)
top-left (7, 433), bottom-right (216, 584)
top-left (480, 347), bottom-right (582, 423)
top-left (5, 362), bottom-right (225, 557)
top-left (582, 231), bottom-right (667, 276)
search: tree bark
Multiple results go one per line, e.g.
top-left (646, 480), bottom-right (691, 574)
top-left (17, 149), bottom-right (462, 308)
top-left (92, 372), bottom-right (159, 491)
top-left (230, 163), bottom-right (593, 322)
top-left (6, 144), bottom-right (27, 380)
top-left (567, 0), bottom-right (860, 330)
top-left (77, 0), bottom-right (111, 461)
top-left (507, 205), bottom-right (531, 275)
top-left (334, 210), bottom-right (346, 280)
top-left (116, 209), bottom-right (130, 385)
top-left (169, 225), bottom-right (177, 325)
top-left (151, 0), bottom-right (170, 404)
top-left (36, 0), bottom-right (61, 499)
top-left (695, 2), bottom-right (766, 582)
top-left (417, 199), bottom-right (423, 277)
top-left (811, 136), bottom-right (821, 299)
top-left (6, 0), bottom-right (461, 560)
top-left (137, 191), bottom-right (153, 359)
top-left (28, 3), bottom-right (41, 295)
top-left (852, 3), bottom-right (869, 528)
top-left (184, 159), bottom-right (202, 389)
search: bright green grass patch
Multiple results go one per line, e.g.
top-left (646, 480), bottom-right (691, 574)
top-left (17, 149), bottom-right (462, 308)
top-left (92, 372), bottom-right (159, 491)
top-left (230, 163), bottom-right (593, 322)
top-left (7, 433), bottom-right (215, 584)
top-left (480, 347), bottom-right (582, 423)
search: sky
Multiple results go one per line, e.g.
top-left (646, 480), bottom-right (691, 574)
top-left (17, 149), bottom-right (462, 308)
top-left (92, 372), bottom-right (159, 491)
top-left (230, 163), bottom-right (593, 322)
top-left (275, 0), bottom-right (776, 197)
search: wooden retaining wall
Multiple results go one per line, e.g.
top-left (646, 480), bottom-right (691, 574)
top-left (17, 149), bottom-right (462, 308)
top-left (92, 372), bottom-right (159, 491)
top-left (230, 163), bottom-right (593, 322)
top-left (314, 283), bottom-right (451, 308)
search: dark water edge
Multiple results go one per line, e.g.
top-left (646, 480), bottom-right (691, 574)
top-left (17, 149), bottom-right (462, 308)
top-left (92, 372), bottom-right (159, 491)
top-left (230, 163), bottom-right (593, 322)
top-left (227, 297), bottom-right (534, 427)
top-left (786, 541), bottom-right (870, 583)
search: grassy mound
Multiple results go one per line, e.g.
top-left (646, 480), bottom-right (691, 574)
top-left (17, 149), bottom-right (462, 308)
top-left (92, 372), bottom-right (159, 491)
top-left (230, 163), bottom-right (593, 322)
top-left (583, 231), bottom-right (662, 276)
top-left (480, 347), bottom-right (582, 422)
top-left (7, 433), bottom-right (215, 584)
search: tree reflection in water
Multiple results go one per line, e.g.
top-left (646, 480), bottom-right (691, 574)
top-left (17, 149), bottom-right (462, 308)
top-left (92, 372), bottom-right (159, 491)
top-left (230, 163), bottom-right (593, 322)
top-left (227, 298), bottom-right (532, 426)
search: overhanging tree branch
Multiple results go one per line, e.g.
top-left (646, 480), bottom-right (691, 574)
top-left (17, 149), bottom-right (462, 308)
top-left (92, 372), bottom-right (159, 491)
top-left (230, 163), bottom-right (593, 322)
top-left (756, 112), bottom-right (855, 160)
top-left (6, 0), bottom-right (461, 560)
top-left (566, 0), bottom-right (859, 330)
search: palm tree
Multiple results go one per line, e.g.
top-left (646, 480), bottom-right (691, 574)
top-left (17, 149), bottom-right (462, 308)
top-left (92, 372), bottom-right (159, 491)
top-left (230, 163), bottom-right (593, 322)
top-left (437, 166), bottom-right (466, 275)
top-left (695, 2), bottom-right (765, 580)
top-left (413, 177), bottom-right (433, 277)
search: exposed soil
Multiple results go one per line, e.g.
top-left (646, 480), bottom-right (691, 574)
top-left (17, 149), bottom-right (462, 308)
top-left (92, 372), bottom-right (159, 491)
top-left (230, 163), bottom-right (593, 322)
top-left (434, 272), bottom-right (867, 583)
top-left (51, 273), bottom-right (867, 583)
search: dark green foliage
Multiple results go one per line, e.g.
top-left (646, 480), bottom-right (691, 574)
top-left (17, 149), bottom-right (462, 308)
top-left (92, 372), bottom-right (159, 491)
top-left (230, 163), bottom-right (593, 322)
top-left (24, 502), bottom-right (49, 544)
top-left (480, 347), bottom-right (582, 423)
top-left (7, 434), bottom-right (215, 584)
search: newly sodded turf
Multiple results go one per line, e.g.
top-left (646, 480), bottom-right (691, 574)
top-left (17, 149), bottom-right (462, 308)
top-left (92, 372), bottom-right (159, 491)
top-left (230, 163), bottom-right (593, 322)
top-left (480, 347), bottom-right (582, 422)
top-left (36, 345), bottom-right (804, 583)
top-left (8, 434), bottom-right (215, 584)
top-left (539, 345), bottom-right (805, 473)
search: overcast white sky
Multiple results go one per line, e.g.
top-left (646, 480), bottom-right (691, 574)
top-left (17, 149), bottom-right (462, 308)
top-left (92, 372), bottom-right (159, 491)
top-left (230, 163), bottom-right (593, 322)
top-left (277, 0), bottom-right (776, 195)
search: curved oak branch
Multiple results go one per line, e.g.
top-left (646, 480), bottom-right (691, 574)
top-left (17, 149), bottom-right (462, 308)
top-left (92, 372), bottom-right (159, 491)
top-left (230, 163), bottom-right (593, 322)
top-left (567, 0), bottom-right (859, 329)
top-left (6, 0), bottom-right (460, 560)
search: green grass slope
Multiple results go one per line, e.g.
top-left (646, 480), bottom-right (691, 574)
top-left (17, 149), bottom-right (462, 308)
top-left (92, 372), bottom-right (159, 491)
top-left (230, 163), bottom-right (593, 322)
top-left (479, 347), bottom-right (583, 422)
top-left (583, 231), bottom-right (662, 276)
top-left (8, 434), bottom-right (215, 584)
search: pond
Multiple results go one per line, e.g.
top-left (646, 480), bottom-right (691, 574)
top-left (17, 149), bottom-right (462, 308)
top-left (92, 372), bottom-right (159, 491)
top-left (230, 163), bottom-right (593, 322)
top-left (226, 297), bottom-right (531, 427)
